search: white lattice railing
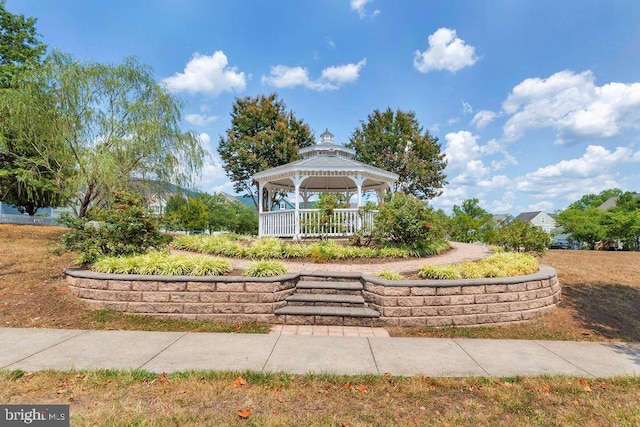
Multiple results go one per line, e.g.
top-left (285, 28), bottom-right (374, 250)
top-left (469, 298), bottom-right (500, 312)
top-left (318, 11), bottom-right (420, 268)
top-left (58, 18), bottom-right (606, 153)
top-left (259, 208), bottom-right (376, 238)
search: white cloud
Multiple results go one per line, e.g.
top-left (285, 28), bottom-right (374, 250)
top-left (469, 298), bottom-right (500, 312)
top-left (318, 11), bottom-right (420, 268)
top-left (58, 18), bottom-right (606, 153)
top-left (350, 0), bottom-right (380, 18)
top-left (470, 110), bottom-right (498, 129)
top-left (444, 131), bottom-right (482, 170)
top-left (478, 175), bottom-right (512, 189)
top-left (162, 51), bottom-right (246, 97)
top-left (511, 144), bottom-right (640, 207)
top-left (413, 28), bottom-right (479, 73)
top-left (262, 59), bottom-right (366, 91)
top-left (462, 100), bottom-right (473, 114)
top-left (447, 117), bottom-right (459, 126)
top-left (185, 113), bottom-right (219, 126)
top-left (502, 70), bottom-right (640, 142)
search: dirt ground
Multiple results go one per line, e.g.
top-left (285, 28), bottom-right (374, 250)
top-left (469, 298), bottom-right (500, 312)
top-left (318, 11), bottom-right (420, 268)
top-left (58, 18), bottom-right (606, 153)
top-left (1, 224), bottom-right (639, 341)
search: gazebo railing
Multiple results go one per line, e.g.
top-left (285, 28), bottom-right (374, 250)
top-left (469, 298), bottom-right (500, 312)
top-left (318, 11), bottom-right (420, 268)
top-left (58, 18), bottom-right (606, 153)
top-left (259, 208), bottom-right (376, 238)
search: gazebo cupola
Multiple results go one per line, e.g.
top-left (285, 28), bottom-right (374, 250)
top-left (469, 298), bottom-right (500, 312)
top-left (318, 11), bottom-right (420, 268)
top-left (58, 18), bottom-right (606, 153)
top-left (253, 129), bottom-right (398, 239)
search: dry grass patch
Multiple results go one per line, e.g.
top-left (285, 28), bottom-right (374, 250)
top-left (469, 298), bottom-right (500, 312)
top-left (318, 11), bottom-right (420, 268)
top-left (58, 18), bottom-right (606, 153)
top-left (0, 370), bottom-right (638, 426)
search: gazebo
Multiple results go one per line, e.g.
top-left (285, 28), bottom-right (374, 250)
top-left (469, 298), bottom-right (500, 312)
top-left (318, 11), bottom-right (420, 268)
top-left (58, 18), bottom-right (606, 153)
top-left (253, 129), bottom-right (399, 239)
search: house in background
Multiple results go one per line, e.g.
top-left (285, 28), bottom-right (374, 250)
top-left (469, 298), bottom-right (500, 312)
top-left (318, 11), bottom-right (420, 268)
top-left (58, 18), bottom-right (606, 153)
top-left (514, 211), bottom-right (557, 234)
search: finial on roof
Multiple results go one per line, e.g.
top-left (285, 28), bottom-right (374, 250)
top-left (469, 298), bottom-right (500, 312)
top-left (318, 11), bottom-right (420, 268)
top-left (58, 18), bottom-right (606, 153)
top-left (319, 128), bottom-right (334, 145)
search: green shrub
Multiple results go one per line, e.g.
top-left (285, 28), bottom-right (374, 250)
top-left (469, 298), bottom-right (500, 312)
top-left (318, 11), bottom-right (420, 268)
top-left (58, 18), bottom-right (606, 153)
top-left (244, 237), bottom-right (285, 259)
top-left (92, 252), bottom-right (232, 276)
top-left (377, 270), bottom-right (404, 280)
top-left (243, 260), bottom-right (287, 277)
top-left (495, 220), bottom-right (551, 255)
top-left (374, 193), bottom-right (448, 256)
top-left (60, 191), bottom-right (170, 264)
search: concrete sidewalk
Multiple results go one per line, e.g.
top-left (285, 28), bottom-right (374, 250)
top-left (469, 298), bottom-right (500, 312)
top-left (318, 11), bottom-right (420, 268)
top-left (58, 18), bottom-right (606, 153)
top-left (1, 328), bottom-right (639, 378)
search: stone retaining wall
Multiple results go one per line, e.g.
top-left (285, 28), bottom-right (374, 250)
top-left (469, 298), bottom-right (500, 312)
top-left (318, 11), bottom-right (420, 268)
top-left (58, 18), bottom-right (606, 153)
top-left (65, 266), bottom-right (560, 327)
top-left (361, 265), bottom-right (560, 327)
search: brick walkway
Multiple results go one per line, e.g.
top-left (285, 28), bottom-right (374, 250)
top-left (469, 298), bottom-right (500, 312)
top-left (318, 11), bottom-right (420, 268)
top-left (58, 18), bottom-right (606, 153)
top-left (208, 241), bottom-right (492, 275)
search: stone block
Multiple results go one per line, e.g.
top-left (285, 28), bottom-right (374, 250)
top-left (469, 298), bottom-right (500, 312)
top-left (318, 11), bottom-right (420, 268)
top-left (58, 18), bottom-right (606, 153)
top-left (93, 290), bottom-right (118, 301)
top-left (526, 281), bottom-right (542, 290)
top-left (213, 303), bottom-right (243, 314)
top-left (126, 302), bottom-right (156, 313)
top-left (423, 296), bottom-right (451, 306)
top-left (506, 283), bottom-right (527, 292)
top-left (463, 304), bottom-right (487, 315)
top-left (170, 292), bottom-right (200, 303)
top-left (476, 313), bottom-right (505, 324)
top-left (200, 292), bottom-right (229, 303)
top-left (216, 282), bottom-right (245, 292)
top-left (474, 294), bottom-right (498, 304)
top-left (142, 292), bottom-right (170, 302)
top-left (245, 282), bottom-right (276, 293)
top-left (436, 286), bottom-right (461, 296)
top-left (365, 284), bottom-right (385, 295)
top-left (315, 316), bottom-right (344, 326)
top-left (410, 287), bottom-right (436, 296)
top-left (74, 288), bottom-right (96, 299)
top-left (108, 280), bottom-right (132, 291)
top-left (487, 303), bottom-right (511, 313)
top-left (437, 305), bottom-right (465, 316)
top-left (518, 290), bottom-right (538, 301)
top-left (184, 303), bottom-right (214, 314)
top-left (243, 303), bottom-right (272, 314)
top-left (452, 315), bottom-right (477, 325)
top-left (462, 285), bottom-right (486, 294)
top-left (449, 295), bottom-right (475, 305)
top-left (257, 293), bottom-right (276, 303)
top-left (132, 281), bottom-right (158, 291)
top-left (497, 293), bottom-right (519, 303)
top-left (411, 306), bottom-right (438, 317)
top-left (101, 301), bottom-right (128, 311)
top-left (153, 303), bottom-right (183, 313)
top-left (158, 282), bottom-right (186, 292)
top-left (384, 287), bottom-right (411, 296)
top-left (384, 307), bottom-right (412, 317)
top-left (115, 291), bottom-right (142, 302)
top-left (76, 278), bottom-right (108, 290)
top-left (485, 284), bottom-right (507, 293)
top-left (186, 282), bottom-right (215, 292)
top-left (285, 315), bottom-right (314, 325)
top-left (396, 296), bottom-right (425, 307)
top-left (229, 293), bottom-right (259, 303)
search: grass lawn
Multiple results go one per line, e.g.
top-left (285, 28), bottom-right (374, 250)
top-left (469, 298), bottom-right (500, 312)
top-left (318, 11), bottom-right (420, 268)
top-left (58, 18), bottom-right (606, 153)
top-left (1, 225), bottom-right (639, 425)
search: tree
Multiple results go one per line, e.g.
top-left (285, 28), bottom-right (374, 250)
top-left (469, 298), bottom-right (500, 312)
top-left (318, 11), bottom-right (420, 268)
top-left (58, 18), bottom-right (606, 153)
top-left (348, 108), bottom-right (447, 199)
top-left (448, 198), bottom-right (496, 243)
top-left (495, 220), bottom-right (550, 255)
top-left (218, 93), bottom-right (314, 208)
top-left (556, 206), bottom-right (605, 249)
top-left (0, 0), bottom-right (46, 88)
top-left (2, 52), bottom-right (205, 217)
top-left (0, 1), bottom-right (62, 214)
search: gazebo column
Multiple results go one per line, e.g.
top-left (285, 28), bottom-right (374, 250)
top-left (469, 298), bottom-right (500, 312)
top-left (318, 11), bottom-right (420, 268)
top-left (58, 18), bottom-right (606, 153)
top-left (293, 173), bottom-right (302, 240)
top-left (353, 175), bottom-right (365, 232)
top-left (258, 181), bottom-right (264, 237)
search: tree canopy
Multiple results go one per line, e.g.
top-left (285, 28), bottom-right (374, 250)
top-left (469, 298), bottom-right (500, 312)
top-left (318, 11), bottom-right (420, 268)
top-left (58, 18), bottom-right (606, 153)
top-left (448, 198), bottom-right (496, 243)
top-left (347, 108), bottom-right (447, 200)
top-left (217, 93), bottom-right (314, 208)
top-left (2, 51), bottom-right (205, 217)
top-left (0, 1), bottom-right (59, 214)
top-left (557, 189), bottom-right (640, 250)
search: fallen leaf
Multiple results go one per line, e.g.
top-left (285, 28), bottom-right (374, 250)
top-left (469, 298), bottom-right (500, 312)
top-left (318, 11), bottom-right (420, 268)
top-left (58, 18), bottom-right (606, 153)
top-left (273, 385), bottom-right (281, 392)
top-left (384, 372), bottom-right (392, 377)
top-left (429, 386), bottom-right (436, 391)
top-left (344, 382), bottom-right (351, 389)
top-left (238, 409), bottom-right (252, 419)
top-left (234, 376), bottom-right (247, 387)
top-left (580, 379), bottom-right (593, 392)
top-left (56, 389), bottom-right (67, 394)
top-left (538, 385), bottom-right (551, 393)
top-left (356, 384), bottom-right (367, 393)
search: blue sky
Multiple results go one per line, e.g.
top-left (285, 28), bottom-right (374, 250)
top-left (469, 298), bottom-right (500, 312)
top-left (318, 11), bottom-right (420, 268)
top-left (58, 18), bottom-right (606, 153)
top-left (8, 0), bottom-right (640, 214)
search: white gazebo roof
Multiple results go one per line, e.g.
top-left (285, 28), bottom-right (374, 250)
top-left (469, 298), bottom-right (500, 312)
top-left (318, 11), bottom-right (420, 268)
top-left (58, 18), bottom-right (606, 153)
top-left (253, 129), bottom-right (398, 193)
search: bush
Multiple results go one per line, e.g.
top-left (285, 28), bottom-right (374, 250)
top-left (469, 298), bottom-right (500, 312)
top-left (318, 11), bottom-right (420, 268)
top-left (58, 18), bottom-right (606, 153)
top-left (495, 220), bottom-right (550, 255)
top-left (243, 260), bottom-right (287, 277)
top-left (418, 264), bottom-right (462, 280)
top-left (374, 193), bottom-right (448, 256)
top-left (92, 252), bottom-right (232, 276)
top-left (60, 191), bottom-right (170, 264)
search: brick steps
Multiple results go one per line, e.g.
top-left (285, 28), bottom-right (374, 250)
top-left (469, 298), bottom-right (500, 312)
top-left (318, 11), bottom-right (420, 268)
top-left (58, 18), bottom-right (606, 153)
top-left (276, 279), bottom-right (380, 325)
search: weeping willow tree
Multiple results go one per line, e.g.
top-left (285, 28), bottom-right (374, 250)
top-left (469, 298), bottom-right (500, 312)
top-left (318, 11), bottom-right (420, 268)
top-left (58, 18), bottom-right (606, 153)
top-left (1, 51), bottom-right (205, 217)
